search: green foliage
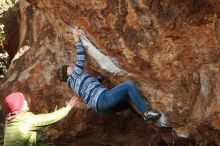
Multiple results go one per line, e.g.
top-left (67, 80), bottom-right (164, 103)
top-left (0, 25), bottom-right (4, 38)
top-left (0, 107), bottom-right (4, 146)
top-left (0, 0), bottom-right (14, 14)
top-left (0, 0), bottom-right (13, 79)
top-left (0, 0), bottom-right (15, 38)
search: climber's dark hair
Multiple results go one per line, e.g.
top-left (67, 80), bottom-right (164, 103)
top-left (56, 65), bottom-right (70, 82)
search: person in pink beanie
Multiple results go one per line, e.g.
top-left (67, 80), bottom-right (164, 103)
top-left (4, 92), bottom-right (27, 120)
top-left (3, 92), bottom-right (79, 146)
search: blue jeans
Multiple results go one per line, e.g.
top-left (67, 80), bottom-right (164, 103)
top-left (97, 80), bottom-right (149, 115)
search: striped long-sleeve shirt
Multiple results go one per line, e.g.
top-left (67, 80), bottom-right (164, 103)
top-left (67, 41), bottom-right (107, 110)
top-left (4, 107), bottom-right (70, 146)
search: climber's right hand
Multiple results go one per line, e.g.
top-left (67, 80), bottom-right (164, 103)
top-left (71, 27), bottom-right (80, 42)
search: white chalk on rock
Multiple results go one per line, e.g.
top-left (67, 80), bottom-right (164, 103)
top-left (79, 29), bottom-right (124, 75)
top-left (157, 112), bottom-right (168, 127)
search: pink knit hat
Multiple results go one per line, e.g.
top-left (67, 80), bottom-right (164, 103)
top-left (5, 92), bottom-right (24, 112)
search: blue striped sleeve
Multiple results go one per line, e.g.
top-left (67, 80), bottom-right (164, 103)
top-left (73, 40), bottom-right (85, 77)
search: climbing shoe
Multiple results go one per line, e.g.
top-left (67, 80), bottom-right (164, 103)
top-left (143, 110), bottom-right (161, 121)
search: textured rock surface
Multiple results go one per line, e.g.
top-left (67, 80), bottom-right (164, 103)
top-left (1, 0), bottom-right (220, 145)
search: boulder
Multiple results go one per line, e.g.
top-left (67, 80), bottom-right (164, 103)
top-left (1, 0), bottom-right (220, 145)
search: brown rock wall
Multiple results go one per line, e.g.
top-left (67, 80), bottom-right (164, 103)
top-left (1, 0), bottom-right (220, 145)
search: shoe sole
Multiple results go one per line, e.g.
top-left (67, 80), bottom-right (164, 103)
top-left (146, 114), bottom-right (161, 121)
top-left (128, 98), bottom-right (162, 121)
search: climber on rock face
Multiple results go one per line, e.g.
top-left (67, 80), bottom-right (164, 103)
top-left (57, 27), bottom-right (161, 121)
top-left (3, 92), bottom-right (79, 146)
